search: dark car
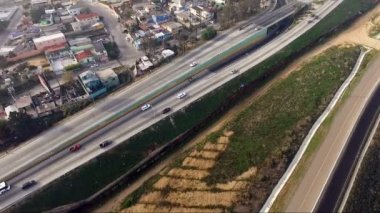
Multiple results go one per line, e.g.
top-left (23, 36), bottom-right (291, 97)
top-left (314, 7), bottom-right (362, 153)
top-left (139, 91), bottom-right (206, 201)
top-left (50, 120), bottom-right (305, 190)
top-left (99, 140), bottom-right (112, 148)
top-left (22, 180), bottom-right (37, 190)
top-left (162, 107), bottom-right (171, 114)
top-left (69, 144), bottom-right (81, 152)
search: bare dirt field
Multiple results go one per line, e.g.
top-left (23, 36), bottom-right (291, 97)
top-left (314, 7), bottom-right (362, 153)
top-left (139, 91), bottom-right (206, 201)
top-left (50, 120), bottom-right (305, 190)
top-left (95, 4), bottom-right (380, 212)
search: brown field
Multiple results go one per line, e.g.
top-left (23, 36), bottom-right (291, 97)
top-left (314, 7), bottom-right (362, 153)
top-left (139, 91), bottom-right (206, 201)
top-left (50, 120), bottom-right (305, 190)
top-left (123, 132), bottom-right (256, 212)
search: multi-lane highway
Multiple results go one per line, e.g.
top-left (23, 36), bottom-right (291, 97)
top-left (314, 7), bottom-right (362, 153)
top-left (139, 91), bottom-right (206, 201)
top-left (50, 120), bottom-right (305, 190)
top-left (0, 0), bottom-right (342, 210)
top-left (0, 6), bottom-right (22, 47)
top-left (285, 52), bottom-right (380, 212)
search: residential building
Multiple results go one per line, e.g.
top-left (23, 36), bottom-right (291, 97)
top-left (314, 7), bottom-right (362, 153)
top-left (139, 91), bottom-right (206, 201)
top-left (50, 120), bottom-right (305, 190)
top-left (46, 48), bottom-right (79, 74)
top-left (31, 0), bottom-right (49, 8)
top-left (71, 21), bottom-right (82, 31)
top-left (33, 32), bottom-right (67, 51)
top-left (4, 105), bottom-right (18, 120)
top-left (152, 13), bottom-right (170, 25)
top-left (67, 4), bottom-right (82, 16)
top-left (190, 6), bottom-right (213, 21)
top-left (162, 21), bottom-right (183, 34)
top-left (92, 41), bottom-right (108, 62)
top-left (214, 0), bottom-right (226, 5)
top-left (60, 15), bottom-right (75, 24)
top-left (79, 70), bottom-right (107, 99)
top-left (161, 49), bottom-right (175, 59)
top-left (68, 37), bottom-right (91, 46)
top-left (75, 50), bottom-right (95, 64)
top-left (75, 13), bottom-right (100, 27)
top-left (96, 68), bottom-right (119, 90)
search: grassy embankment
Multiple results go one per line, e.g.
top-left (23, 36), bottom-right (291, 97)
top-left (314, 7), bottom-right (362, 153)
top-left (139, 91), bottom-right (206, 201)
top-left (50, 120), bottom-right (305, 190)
top-left (121, 45), bottom-right (361, 212)
top-left (12, 0), bottom-right (378, 212)
top-left (369, 12), bottom-right (380, 38)
top-left (344, 124), bottom-right (380, 212)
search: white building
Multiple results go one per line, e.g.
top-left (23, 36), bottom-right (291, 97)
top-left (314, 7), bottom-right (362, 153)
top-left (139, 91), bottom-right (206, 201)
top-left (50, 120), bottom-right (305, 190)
top-left (75, 13), bottom-right (100, 27)
top-left (4, 105), bottom-right (18, 120)
top-left (67, 4), bottom-right (82, 16)
top-left (97, 68), bottom-right (120, 89)
top-left (33, 32), bottom-right (67, 50)
top-left (190, 6), bottom-right (213, 21)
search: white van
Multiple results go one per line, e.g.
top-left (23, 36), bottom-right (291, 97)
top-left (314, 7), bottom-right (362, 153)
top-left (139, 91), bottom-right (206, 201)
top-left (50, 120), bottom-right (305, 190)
top-left (0, 181), bottom-right (11, 195)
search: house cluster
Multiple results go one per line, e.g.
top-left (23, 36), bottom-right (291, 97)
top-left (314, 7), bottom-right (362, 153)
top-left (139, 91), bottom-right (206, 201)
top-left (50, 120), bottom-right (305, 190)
top-left (120, 0), bottom-right (216, 50)
top-left (0, 0), bottom-right (108, 70)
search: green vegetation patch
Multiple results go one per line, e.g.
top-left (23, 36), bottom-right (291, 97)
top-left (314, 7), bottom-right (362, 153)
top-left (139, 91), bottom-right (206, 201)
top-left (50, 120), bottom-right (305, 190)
top-left (206, 46), bottom-right (361, 183)
top-left (345, 124), bottom-right (380, 212)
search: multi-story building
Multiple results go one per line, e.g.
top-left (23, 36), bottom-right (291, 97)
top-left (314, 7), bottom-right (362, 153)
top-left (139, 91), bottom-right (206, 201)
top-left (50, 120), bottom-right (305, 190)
top-left (79, 70), bottom-right (107, 99)
top-left (67, 4), bottom-right (82, 16)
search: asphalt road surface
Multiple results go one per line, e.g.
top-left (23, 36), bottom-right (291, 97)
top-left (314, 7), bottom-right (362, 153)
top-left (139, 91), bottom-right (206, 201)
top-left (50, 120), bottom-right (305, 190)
top-left (0, 7), bottom-right (22, 47)
top-left (79, 1), bottom-right (144, 65)
top-left (285, 53), bottom-right (380, 212)
top-left (0, 0), bottom-right (342, 210)
top-left (316, 84), bottom-right (380, 212)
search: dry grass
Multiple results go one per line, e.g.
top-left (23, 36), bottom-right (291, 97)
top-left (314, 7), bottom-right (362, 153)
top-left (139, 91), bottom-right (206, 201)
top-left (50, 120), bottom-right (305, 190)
top-left (166, 168), bottom-right (210, 179)
top-left (182, 157), bottom-right (216, 169)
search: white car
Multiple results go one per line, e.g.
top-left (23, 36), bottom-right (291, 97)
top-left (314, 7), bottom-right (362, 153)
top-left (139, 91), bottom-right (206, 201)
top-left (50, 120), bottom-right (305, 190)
top-left (190, 61), bottom-right (198, 67)
top-left (0, 181), bottom-right (11, 195)
top-left (141, 104), bottom-right (152, 111)
top-left (177, 92), bottom-right (187, 99)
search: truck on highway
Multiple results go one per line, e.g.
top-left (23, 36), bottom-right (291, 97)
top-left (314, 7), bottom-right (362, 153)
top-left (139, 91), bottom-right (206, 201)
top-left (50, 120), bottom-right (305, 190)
top-left (0, 181), bottom-right (11, 195)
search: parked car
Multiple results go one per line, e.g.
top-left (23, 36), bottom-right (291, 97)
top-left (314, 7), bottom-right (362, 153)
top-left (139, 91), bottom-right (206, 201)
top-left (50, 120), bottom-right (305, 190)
top-left (21, 180), bottom-right (37, 190)
top-left (69, 144), bottom-right (81, 152)
top-left (190, 61), bottom-right (198, 67)
top-left (177, 92), bottom-right (187, 99)
top-left (141, 104), bottom-right (152, 111)
top-left (99, 140), bottom-right (112, 148)
top-left (162, 107), bottom-right (171, 114)
top-left (230, 69), bottom-right (239, 74)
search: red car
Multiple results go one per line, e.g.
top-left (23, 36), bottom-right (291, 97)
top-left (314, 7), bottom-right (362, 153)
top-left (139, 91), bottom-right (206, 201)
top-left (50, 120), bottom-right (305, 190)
top-left (69, 144), bottom-right (81, 152)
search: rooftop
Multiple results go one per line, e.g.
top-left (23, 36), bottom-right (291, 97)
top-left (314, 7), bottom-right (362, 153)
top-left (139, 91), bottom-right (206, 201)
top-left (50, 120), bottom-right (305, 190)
top-left (75, 50), bottom-right (93, 61)
top-left (76, 13), bottom-right (99, 21)
top-left (33, 32), bottom-right (65, 44)
top-left (68, 4), bottom-right (82, 10)
top-left (15, 96), bottom-right (33, 109)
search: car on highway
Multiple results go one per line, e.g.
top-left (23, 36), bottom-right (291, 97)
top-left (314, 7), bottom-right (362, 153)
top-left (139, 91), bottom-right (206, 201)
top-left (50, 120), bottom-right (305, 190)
top-left (69, 144), bottom-right (81, 152)
top-left (162, 107), bottom-right (171, 114)
top-left (177, 92), bottom-right (187, 99)
top-left (99, 140), bottom-right (112, 148)
top-left (21, 180), bottom-right (37, 190)
top-left (231, 69), bottom-right (239, 74)
top-left (0, 181), bottom-right (10, 195)
top-left (141, 104), bottom-right (152, 111)
top-left (190, 61), bottom-right (198, 67)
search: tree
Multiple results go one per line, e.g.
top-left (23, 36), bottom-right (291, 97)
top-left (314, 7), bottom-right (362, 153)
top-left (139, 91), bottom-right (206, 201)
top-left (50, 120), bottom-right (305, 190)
top-left (0, 120), bottom-right (11, 143)
top-left (201, 27), bottom-right (217, 41)
top-left (7, 112), bottom-right (40, 141)
top-left (62, 71), bottom-right (75, 83)
top-left (0, 21), bottom-right (9, 32)
top-left (30, 7), bottom-right (45, 23)
top-left (104, 42), bottom-right (120, 60)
